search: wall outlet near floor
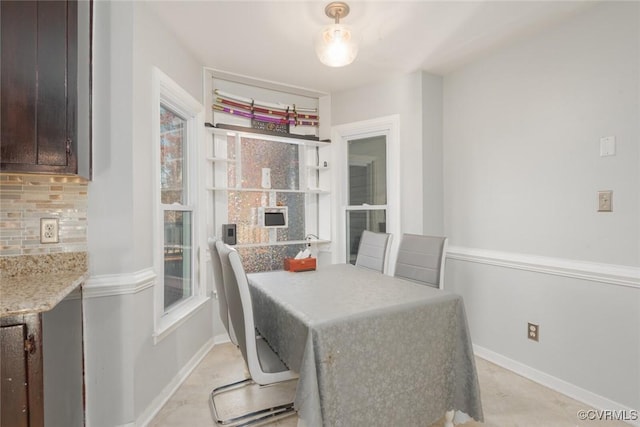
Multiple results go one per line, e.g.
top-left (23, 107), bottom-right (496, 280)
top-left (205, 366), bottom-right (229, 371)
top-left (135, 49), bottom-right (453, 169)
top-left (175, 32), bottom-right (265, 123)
top-left (40, 218), bottom-right (59, 244)
top-left (528, 323), bottom-right (539, 342)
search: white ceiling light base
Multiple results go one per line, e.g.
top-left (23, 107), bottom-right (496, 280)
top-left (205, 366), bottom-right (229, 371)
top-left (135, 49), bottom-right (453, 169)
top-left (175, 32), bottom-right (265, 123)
top-left (315, 2), bottom-right (358, 68)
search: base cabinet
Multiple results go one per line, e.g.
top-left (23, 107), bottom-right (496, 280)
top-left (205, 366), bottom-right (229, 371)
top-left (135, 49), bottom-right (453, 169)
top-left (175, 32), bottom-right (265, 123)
top-left (0, 314), bottom-right (44, 427)
top-left (1, 291), bottom-right (84, 427)
top-left (42, 295), bottom-right (85, 427)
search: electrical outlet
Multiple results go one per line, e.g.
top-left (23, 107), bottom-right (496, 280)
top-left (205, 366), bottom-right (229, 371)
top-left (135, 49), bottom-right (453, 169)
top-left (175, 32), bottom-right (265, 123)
top-left (528, 323), bottom-right (539, 342)
top-left (598, 190), bottom-right (613, 212)
top-left (40, 218), bottom-right (59, 244)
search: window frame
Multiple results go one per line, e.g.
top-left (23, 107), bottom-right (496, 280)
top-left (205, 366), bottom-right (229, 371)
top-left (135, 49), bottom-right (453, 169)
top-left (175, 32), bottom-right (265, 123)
top-left (332, 115), bottom-right (401, 273)
top-left (152, 67), bottom-right (207, 343)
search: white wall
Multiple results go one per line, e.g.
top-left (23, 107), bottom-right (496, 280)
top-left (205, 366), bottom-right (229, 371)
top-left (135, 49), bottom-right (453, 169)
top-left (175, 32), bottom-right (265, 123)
top-left (89, 0), bottom-right (135, 275)
top-left (443, 1), bottom-right (639, 413)
top-left (421, 74), bottom-right (444, 235)
top-left (83, 0), bottom-right (639, 422)
top-left (331, 71), bottom-right (444, 235)
top-left (86, 2), bottom-right (214, 425)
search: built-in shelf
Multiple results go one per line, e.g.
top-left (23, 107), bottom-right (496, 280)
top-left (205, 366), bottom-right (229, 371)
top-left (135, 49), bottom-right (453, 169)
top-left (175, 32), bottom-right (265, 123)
top-left (206, 124), bottom-right (330, 147)
top-left (232, 239), bottom-right (331, 249)
top-left (207, 121), bottom-right (330, 257)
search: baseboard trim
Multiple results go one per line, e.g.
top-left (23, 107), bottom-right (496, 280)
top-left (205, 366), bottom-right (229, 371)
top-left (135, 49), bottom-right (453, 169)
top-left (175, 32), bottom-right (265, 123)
top-left (136, 338), bottom-right (215, 427)
top-left (214, 333), bottom-right (231, 345)
top-left (83, 268), bottom-right (156, 298)
top-left (473, 345), bottom-right (639, 426)
top-left (447, 246), bottom-right (639, 289)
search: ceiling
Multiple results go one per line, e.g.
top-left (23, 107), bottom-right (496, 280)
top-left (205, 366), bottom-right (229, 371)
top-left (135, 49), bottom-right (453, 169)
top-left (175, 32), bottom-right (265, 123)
top-left (146, 1), bottom-right (595, 95)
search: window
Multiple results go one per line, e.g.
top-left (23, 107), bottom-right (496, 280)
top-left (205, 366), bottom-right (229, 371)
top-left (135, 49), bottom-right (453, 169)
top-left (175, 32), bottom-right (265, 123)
top-left (346, 136), bottom-right (388, 264)
top-left (333, 115), bottom-right (400, 270)
top-left (210, 132), bottom-right (317, 272)
top-left (160, 105), bottom-right (192, 309)
top-left (153, 68), bottom-right (206, 341)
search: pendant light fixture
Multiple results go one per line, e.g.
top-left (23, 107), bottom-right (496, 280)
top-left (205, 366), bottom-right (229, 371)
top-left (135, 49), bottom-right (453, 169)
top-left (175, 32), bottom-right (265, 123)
top-left (315, 2), bottom-right (358, 67)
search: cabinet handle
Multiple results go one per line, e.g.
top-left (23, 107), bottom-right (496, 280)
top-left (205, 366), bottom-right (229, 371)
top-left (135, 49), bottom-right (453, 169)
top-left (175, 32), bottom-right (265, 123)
top-left (24, 334), bottom-right (37, 354)
top-left (66, 138), bottom-right (73, 158)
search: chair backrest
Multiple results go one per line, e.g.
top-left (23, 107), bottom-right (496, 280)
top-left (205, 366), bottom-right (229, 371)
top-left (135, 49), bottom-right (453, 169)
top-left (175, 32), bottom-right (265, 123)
top-left (394, 234), bottom-right (448, 288)
top-left (216, 243), bottom-right (252, 366)
top-left (355, 230), bottom-right (392, 273)
top-left (218, 243), bottom-right (298, 385)
top-left (212, 239), bottom-right (237, 344)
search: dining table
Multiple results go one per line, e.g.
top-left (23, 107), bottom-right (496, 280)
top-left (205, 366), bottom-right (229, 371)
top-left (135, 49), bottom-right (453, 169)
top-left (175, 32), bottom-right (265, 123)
top-left (247, 263), bottom-right (483, 427)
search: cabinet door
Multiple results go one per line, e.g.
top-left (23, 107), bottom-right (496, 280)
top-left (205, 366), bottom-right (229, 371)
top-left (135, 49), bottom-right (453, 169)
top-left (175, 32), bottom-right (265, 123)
top-left (1, 324), bottom-right (29, 427)
top-left (42, 294), bottom-right (85, 427)
top-left (0, 0), bottom-right (77, 174)
top-left (0, 315), bottom-right (44, 427)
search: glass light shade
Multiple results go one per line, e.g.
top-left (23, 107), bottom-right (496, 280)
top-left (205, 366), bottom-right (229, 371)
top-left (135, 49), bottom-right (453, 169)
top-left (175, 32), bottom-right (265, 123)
top-left (315, 23), bottom-right (358, 67)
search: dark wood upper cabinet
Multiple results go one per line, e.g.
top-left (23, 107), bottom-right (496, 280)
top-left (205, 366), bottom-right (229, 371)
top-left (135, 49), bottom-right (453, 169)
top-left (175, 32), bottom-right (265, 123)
top-left (1, 0), bottom-right (91, 178)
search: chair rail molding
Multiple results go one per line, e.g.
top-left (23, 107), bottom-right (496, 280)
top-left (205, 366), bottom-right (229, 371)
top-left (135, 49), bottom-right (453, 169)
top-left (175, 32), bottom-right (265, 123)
top-left (83, 268), bottom-right (156, 298)
top-left (446, 246), bottom-right (640, 289)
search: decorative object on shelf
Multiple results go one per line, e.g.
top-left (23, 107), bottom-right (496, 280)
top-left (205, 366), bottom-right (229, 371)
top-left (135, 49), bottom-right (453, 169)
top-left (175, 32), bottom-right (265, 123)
top-left (258, 206), bottom-right (288, 229)
top-left (210, 123), bottom-right (324, 142)
top-left (215, 92), bottom-right (318, 121)
top-left (212, 89), bottom-right (319, 131)
top-left (315, 2), bottom-right (358, 67)
top-left (252, 118), bottom-right (290, 134)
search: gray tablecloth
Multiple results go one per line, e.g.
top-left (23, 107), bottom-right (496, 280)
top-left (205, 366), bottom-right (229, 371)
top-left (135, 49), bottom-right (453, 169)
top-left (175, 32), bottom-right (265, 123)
top-left (248, 264), bottom-right (483, 427)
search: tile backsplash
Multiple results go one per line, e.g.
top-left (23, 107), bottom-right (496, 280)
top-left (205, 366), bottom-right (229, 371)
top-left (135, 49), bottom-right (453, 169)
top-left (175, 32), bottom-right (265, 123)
top-left (0, 173), bottom-right (88, 256)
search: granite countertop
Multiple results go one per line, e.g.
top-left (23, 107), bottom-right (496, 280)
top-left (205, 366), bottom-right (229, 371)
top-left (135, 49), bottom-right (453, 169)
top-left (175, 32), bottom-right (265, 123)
top-left (0, 252), bottom-right (88, 317)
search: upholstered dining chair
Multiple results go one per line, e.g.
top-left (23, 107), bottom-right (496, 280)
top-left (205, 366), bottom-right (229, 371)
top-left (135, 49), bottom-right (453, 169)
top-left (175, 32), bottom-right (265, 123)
top-left (394, 234), bottom-right (448, 289)
top-left (210, 242), bottom-right (298, 426)
top-left (208, 237), bottom-right (237, 345)
top-left (354, 230), bottom-right (392, 274)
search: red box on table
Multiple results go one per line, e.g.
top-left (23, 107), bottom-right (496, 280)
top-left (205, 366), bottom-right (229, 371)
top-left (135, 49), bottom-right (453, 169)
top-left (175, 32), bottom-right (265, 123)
top-left (284, 257), bottom-right (316, 272)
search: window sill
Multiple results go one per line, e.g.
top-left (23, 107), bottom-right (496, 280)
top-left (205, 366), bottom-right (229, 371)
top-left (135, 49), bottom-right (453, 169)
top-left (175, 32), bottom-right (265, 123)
top-left (153, 295), bottom-right (210, 345)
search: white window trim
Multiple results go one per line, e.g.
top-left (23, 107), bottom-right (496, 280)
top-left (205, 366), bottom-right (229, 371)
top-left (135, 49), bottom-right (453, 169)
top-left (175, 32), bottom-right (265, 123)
top-left (331, 115), bottom-right (401, 273)
top-left (151, 67), bottom-right (208, 344)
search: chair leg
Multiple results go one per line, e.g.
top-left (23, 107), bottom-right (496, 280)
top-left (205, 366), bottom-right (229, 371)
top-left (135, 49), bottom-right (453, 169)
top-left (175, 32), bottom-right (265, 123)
top-left (230, 403), bottom-right (295, 427)
top-left (210, 378), bottom-right (296, 426)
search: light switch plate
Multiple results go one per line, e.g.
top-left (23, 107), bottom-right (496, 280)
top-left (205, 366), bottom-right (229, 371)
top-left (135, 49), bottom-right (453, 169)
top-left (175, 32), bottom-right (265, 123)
top-left (598, 190), bottom-right (613, 212)
top-left (600, 136), bottom-right (616, 156)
